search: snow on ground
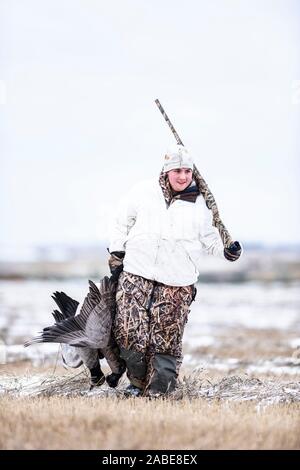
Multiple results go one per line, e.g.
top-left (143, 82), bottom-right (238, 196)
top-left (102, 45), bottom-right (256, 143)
top-left (183, 355), bottom-right (300, 375)
top-left (0, 371), bottom-right (299, 406)
top-left (187, 281), bottom-right (300, 330)
top-left (1, 280), bottom-right (299, 343)
top-left (0, 279), bottom-right (300, 385)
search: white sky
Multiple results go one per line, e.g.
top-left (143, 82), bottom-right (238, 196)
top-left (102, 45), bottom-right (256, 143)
top-left (1, 0), bottom-right (300, 258)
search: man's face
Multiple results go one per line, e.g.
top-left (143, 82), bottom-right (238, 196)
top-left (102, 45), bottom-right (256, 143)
top-left (167, 168), bottom-right (193, 192)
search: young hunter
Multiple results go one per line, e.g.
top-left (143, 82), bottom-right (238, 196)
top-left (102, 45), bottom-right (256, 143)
top-left (108, 144), bottom-right (242, 397)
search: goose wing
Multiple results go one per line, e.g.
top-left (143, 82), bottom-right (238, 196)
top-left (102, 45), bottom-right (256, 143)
top-left (51, 291), bottom-right (79, 322)
top-left (25, 278), bottom-right (114, 349)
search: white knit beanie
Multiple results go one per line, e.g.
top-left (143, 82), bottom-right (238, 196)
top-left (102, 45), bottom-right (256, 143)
top-left (163, 144), bottom-right (194, 172)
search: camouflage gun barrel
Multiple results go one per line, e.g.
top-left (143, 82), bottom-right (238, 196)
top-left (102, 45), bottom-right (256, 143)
top-left (155, 98), bottom-right (233, 248)
top-left (155, 99), bottom-right (184, 146)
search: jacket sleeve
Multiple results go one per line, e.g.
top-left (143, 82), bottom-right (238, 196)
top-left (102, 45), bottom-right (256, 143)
top-left (199, 202), bottom-right (225, 259)
top-left (108, 186), bottom-right (138, 253)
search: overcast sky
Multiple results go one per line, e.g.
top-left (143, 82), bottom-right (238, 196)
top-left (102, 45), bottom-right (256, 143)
top-left (1, 0), bottom-right (300, 259)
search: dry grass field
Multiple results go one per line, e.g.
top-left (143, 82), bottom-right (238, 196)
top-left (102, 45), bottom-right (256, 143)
top-left (1, 361), bottom-right (299, 450)
top-left (1, 391), bottom-right (299, 450)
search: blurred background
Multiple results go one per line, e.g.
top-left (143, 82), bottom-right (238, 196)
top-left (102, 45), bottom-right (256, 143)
top-left (0, 0), bottom-right (299, 373)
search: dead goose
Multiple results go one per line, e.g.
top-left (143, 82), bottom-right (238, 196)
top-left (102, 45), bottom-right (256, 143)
top-left (25, 276), bottom-right (125, 388)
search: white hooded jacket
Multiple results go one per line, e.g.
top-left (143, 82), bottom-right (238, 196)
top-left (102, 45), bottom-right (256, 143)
top-left (109, 178), bottom-right (226, 286)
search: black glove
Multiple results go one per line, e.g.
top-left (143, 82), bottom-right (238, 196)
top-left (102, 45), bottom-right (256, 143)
top-left (108, 251), bottom-right (125, 278)
top-left (224, 241), bottom-right (242, 262)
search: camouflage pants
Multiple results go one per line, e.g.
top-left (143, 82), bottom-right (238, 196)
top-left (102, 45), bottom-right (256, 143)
top-left (113, 271), bottom-right (194, 394)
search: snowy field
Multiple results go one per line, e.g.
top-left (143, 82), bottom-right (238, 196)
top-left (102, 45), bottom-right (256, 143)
top-left (0, 279), bottom-right (299, 375)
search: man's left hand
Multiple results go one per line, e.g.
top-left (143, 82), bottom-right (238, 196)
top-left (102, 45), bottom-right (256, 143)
top-left (224, 241), bottom-right (242, 262)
